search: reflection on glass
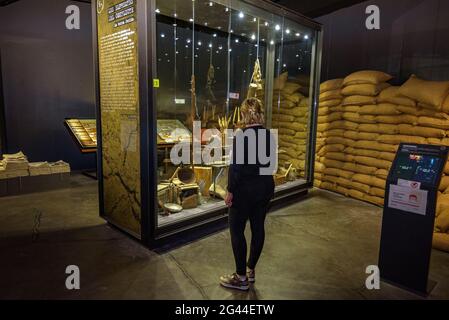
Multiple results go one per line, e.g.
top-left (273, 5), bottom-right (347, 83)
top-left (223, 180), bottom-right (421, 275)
top-left (154, 0), bottom-right (316, 227)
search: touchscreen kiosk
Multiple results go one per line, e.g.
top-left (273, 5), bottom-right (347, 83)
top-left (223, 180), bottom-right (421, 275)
top-left (379, 144), bottom-right (448, 295)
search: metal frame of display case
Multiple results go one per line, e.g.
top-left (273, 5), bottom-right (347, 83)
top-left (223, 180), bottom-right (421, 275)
top-left (93, 0), bottom-right (322, 248)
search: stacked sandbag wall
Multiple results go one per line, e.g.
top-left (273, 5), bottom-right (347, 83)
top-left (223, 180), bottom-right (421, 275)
top-left (315, 71), bottom-right (449, 252)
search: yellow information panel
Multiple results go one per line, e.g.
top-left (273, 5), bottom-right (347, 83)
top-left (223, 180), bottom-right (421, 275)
top-left (97, 0), bottom-right (141, 236)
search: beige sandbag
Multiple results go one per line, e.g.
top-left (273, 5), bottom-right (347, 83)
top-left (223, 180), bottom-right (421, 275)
top-left (433, 233), bottom-right (449, 252)
top-left (320, 79), bottom-right (343, 93)
top-left (359, 124), bottom-right (399, 135)
top-left (323, 129), bottom-right (345, 137)
top-left (375, 115), bottom-right (418, 125)
top-left (326, 137), bottom-right (355, 147)
top-left (278, 128), bottom-right (296, 136)
top-left (354, 156), bottom-right (391, 170)
top-left (435, 208), bottom-right (449, 233)
top-left (364, 195), bottom-right (384, 206)
top-left (344, 178), bottom-right (370, 194)
top-left (398, 75), bottom-right (449, 110)
top-left (341, 83), bottom-right (388, 97)
top-left (285, 92), bottom-right (304, 104)
top-left (354, 140), bottom-right (398, 153)
top-left (343, 131), bottom-right (379, 141)
top-left (440, 176), bottom-right (449, 192)
top-left (352, 174), bottom-right (386, 189)
top-left (346, 148), bottom-right (380, 158)
top-left (295, 132), bottom-right (308, 139)
top-left (319, 107), bottom-right (330, 116)
top-left (325, 152), bottom-right (355, 163)
top-left (397, 105), bottom-right (420, 116)
top-left (342, 95), bottom-right (377, 106)
top-left (417, 117), bottom-right (449, 130)
top-left (398, 124), bottom-right (445, 138)
top-left (342, 106), bottom-right (361, 113)
top-left (315, 162), bottom-right (325, 173)
top-left (314, 179), bottom-right (322, 188)
top-left (319, 99), bottom-right (342, 108)
top-left (375, 169), bottom-right (389, 179)
top-left (359, 103), bottom-right (401, 116)
top-left (378, 86), bottom-right (416, 107)
top-left (319, 89), bottom-right (342, 102)
top-left (328, 120), bottom-right (359, 131)
top-left (322, 174), bottom-right (339, 184)
top-left (342, 162), bottom-right (377, 175)
top-left (348, 189), bottom-right (366, 201)
top-left (342, 112), bottom-right (377, 124)
top-left (438, 194), bottom-right (449, 215)
top-left (317, 144), bottom-right (346, 156)
top-left (377, 134), bottom-right (427, 145)
top-left (336, 186), bottom-right (349, 196)
top-left (274, 122), bottom-right (306, 132)
top-left (324, 167), bottom-right (354, 179)
top-left (321, 182), bottom-right (337, 192)
top-left (343, 70), bottom-right (393, 86)
top-left (318, 112), bottom-right (342, 123)
top-left (322, 159), bottom-right (345, 169)
top-left (417, 108), bottom-right (449, 119)
top-left (369, 187), bottom-right (385, 198)
top-left (273, 114), bottom-right (295, 122)
top-left (378, 152), bottom-right (396, 162)
top-left (273, 72), bottom-right (288, 90)
top-left (282, 82), bottom-right (301, 95)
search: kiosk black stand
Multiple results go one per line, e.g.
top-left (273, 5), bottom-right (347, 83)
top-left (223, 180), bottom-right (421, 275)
top-left (379, 143), bottom-right (448, 296)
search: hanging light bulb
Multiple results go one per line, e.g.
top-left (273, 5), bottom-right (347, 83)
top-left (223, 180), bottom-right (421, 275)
top-left (275, 24), bottom-right (281, 31)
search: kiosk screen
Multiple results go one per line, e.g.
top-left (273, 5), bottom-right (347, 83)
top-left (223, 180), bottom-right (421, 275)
top-left (392, 153), bottom-right (441, 184)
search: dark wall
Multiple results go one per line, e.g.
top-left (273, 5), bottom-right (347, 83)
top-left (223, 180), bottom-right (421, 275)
top-left (0, 0), bottom-right (95, 170)
top-left (317, 0), bottom-right (449, 84)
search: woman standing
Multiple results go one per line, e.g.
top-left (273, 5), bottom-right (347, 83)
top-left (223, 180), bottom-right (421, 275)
top-left (220, 97), bottom-right (276, 291)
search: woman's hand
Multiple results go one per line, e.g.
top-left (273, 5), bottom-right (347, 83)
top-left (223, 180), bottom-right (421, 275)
top-left (225, 192), bottom-right (233, 208)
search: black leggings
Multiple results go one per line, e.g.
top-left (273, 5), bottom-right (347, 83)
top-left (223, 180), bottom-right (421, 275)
top-left (228, 181), bottom-right (273, 276)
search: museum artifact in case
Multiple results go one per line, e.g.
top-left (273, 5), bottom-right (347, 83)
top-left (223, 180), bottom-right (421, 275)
top-left (65, 119), bottom-right (97, 152)
top-left (93, 0), bottom-right (322, 246)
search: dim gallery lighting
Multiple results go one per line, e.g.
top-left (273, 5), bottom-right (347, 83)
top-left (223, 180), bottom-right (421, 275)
top-left (239, 12), bottom-right (244, 18)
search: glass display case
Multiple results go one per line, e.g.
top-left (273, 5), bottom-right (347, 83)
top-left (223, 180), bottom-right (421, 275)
top-left (93, 0), bottom-right (322, 246)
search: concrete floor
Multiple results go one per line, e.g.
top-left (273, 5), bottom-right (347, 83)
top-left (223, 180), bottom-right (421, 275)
top-left (1, 174), bottom-right (449, 300)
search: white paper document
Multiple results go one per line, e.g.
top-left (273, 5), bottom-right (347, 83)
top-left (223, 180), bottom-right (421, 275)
top-left (388, 184), bottom-right (428, 215)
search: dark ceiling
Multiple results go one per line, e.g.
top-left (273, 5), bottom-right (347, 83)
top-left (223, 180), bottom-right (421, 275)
top-left (0, 0), bottom-right (367, 18)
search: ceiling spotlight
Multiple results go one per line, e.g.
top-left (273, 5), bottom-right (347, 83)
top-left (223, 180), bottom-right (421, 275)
top-left (213, 33), bottom-right (217, 37)
top-left (295, 33), bottom-right (300, 37)
top-left (304, 35), bottom-right (309, 39)
top-left (286, 29), bottom-right (290, 34)
top-left (253, 18), bottom-right (257, 22)
top-left (264, 22), bottom-right (269, 26)
top-left (270, 40), bottom-right (274, 45)
top-left (275, 24), bottom-right (281, 31)
top-left (209, 43), bottom-right (213, 48)
top-left (155, 8), bottom-right (160, 13)
top-left (283, 64), bottom-right (287, 67)
top-left (251, 34), bottom-right (256, 40)
top-left (160, 33), bottom-right (165, 38)
top-left (225, 7), bottom-right (229, 12)
top-left (235, 38), bottom-right (239, 43)
top-left (186, 39), bottom-right (191, 43)
top-left (204, 22), bottom-right (208, 26)
top-left (218, 46), bottom-right (223, 50)
top-left (198, 41), bottom-right (202, 46)
top-left (209, 1), bottom-right (213, 6)
top-left (229, 48), bottom-right (232, 52)
top-left (230, 29), bottom-right (234, 33)
top-left (238, 12), bottom-right (244, 18)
